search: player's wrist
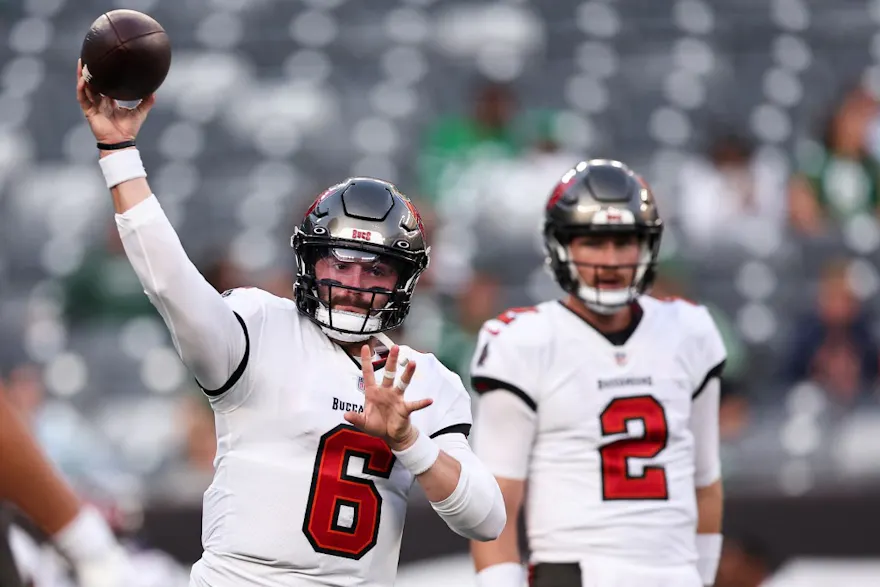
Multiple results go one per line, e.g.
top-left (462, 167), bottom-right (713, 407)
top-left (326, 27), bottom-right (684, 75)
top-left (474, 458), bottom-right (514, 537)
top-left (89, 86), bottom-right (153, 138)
top-left (387, 425), bottom-right (418, 452)
top-left (476, 562), bottom-right (526, 587)
top-left (52, 505), bottom-right (119, 563)
top-left (97, 139), bottom-right (137, 153)
top-left (98, 147), bottom-right (146, 188)
top-left (696, 533), bottom-right (722, 586)
top-left (98, 145), bottom-right (136, 159)
top-left (390, 428), bottom-right (439, 475)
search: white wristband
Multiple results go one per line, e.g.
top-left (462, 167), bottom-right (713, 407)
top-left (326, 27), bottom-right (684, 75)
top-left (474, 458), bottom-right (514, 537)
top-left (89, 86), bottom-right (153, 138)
top-left (99, 148), bottom-right (146, 189)
top-left (476, 562), bottom-right (526, 587)
top-left (53, 506), bottom-right (118, 563)
top-left (392, 429), bottom-right (440, 476)
top-left (696, 533), bottom-right (723, 585)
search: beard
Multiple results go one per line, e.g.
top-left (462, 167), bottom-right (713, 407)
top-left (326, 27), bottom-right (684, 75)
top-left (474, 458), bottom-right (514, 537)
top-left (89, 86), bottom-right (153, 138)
top-left (317, 279), bottom-right (390, 315)
top-left (328, 293), bottom-right (379, 314)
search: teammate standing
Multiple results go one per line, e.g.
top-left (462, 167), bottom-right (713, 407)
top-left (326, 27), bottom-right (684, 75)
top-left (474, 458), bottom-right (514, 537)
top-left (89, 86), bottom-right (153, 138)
top-left (469, 160), bottom-right (724, 587)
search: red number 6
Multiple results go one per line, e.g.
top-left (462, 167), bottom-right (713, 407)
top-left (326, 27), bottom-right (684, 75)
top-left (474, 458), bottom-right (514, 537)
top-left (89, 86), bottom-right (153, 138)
top-left (302, 424), bottom-right (396, 559)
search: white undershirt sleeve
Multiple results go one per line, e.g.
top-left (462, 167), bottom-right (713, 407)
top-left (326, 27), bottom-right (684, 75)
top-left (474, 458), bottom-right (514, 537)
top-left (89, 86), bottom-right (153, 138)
top-left (690, 377), bottom-right (722, 487)
top-left (430, 433), bottom-right (507, 541)
top-left (115, 195), bottom-right (247, 392)
top-left (472, 390), bottom-right (537, 481)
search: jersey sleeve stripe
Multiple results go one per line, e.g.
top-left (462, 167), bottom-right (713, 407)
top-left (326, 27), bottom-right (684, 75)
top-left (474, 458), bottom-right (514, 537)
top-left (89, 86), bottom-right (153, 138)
top-left (470, 376), bottom-right (537, 412)
top-left (692, 359), bottom-right (725, 400)
top-left (429, 423), bottom-right (472, 439)
top-left (199, 311), bottom-right (250, 397)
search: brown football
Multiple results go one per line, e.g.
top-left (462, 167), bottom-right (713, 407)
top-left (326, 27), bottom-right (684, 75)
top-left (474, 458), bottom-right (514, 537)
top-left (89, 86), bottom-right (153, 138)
top-left (80, 9), bottom-right (171, 101)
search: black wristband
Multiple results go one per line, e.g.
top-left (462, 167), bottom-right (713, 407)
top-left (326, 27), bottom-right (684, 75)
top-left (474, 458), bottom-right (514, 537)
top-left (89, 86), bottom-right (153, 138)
top-left (97, 139), bottom-right (136, 151)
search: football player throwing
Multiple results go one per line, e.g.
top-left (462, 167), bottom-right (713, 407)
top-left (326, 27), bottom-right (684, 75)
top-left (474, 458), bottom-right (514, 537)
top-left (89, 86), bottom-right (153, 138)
top-left (76, 60), bottom-right (505, 587)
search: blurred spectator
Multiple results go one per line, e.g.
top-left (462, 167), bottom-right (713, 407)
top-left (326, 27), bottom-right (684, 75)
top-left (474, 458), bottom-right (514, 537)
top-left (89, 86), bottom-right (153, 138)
top-left (788, 85), bottom-right (880, 236)
top-left (203, 256), bottom-right (246, 294)
top-left (676, 132), bottom-right (788, 251)
top-left (432, 113), bottom-right (580, 297)
top-left (3, 362), bottom-right (44, 421)
top-left (783, 259), bottom-right (879, 402)
top-left (715, 534), bottom-right (777, 587)
top-left (60, 220), bottom-right (155, 326)
top-left (468, 118), bottom-right (581, 253)
top-left (418, 80), bottom-right (520, 206)
top-left (650, 263), bottom-right (749, 388)
top-left (650, 263), bottom-right (752, 440)
top-left (435, 271), bottom-right (502, 378)
top-left (203, 253), bottom-right (294, 301)
top-left (431, 117), bottom-right (580, 376)
top-left (2, 363), bottom-right (134, 498)
top-left (153, 394), bottom-right (216, 505)
top-left (258, 269), bottom-right (298, 299)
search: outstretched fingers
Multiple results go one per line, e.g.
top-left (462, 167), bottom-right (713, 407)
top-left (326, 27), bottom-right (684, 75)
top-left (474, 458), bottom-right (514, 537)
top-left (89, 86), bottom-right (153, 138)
top-left (397, 357), bottom-right (429, 413)
top-left (382, 345), bottom-right (400, 388)
top-left (360, 344), bottom-right (377, 388)
top-left (396, 359), bottom-right (417, 395)
top-left (343, 410), bottom-right (366, 429)
top-left (404, 398), bottom-right (433, 415)
top-left (76, 60), bottom-right (94, 113)
top-left (135, 93), bottom-right (156, 115)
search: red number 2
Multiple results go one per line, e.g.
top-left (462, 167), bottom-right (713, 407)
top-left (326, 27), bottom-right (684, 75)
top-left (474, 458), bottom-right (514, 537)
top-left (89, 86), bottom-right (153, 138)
top-left (302, 424), bottom-right (395, 559)
top-left (599, 396), bottom-right (669, 500)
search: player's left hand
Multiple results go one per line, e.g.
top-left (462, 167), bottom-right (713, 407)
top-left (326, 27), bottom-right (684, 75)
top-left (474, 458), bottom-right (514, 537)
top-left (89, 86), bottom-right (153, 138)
top-left (345, 345), bottom-right (433, 451)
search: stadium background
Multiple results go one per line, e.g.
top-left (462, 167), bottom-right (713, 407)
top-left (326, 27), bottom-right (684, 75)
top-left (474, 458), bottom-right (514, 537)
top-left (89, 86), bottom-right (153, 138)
top-left (1, 0), bottom-right (880, 584)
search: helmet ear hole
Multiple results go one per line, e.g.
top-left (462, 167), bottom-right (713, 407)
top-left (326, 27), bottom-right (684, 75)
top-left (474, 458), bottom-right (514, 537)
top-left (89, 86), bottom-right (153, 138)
top-left (313, 226), bottom-right (327, 235)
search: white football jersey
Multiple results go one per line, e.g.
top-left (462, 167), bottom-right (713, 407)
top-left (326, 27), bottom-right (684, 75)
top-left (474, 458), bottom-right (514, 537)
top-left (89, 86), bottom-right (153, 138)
top-left (469, 297), bottom-right (726, 567)
top-left (189, 287), bottom-right (474, 587)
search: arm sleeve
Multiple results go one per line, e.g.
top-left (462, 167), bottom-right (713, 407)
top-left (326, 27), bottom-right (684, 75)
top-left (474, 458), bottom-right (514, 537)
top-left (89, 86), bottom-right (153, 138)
top-left (472, 390), bottom-right (537, 480)
top-left (115, 195), bottom-right (250, 394)
top-left (430, 433), bottom-right (507, 542)
top-left (690, 378), bottom-right (722, 487)
top-left (468, 320), bottom-right (541, 479)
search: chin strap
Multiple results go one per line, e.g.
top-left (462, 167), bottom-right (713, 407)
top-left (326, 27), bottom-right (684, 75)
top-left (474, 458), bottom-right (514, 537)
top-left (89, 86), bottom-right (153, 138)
top-left (324, 331), bottom-right (397, 372)
top-left (315, 305), bottom-right (381, 342)
top-left (584, 299), bottom-right (628, 315)
top-left (576, 286), bottom-right (632, 315)
top-left (374, 332), bottom-right (395, 350)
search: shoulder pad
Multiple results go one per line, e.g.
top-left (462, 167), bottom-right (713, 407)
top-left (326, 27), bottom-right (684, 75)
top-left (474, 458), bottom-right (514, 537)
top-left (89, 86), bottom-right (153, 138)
top-left (220, 287), bottom-right (291, 318)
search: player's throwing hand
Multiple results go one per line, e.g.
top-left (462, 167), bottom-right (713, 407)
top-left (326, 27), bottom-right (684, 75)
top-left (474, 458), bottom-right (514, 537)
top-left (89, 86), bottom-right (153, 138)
top-left (76, 59), bottom-right (155, 145)
top-left (345, 345), bottom-right (433, 451)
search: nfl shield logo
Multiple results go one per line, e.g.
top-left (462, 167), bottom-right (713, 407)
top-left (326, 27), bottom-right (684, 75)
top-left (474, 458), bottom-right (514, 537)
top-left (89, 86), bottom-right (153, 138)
top-left (614, 352), bottom-right (627, 366)
top-left (357, 376), bottom-right (365, 391)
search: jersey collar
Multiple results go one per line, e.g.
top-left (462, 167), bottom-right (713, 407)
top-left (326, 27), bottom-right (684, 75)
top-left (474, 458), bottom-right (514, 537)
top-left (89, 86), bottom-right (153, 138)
top-left (556, 299), bottom-right (644, 347)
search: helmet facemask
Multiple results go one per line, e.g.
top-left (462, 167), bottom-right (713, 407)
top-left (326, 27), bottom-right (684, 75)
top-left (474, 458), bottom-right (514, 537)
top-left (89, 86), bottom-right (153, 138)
top-left (545, 227), bottom-right (661, 315)
top-left (293, 231), bottom-right (427, 342)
